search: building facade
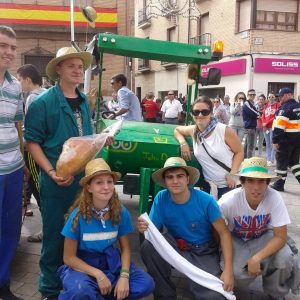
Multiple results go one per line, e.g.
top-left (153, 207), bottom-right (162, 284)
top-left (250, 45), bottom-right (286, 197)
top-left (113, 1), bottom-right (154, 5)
top-left (135, 0), bottom-right (300, 100)
top-left (0, 0), bottom-right (134, 97)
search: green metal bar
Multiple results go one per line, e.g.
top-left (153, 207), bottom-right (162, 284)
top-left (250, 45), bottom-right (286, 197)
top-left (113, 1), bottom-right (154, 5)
top-left (98, 33), bottom-right (213, 65)
top-left (194, 64), bottom-right (200, 101)
top-left (95, 51), bottom-right (103, 133)
top-left (185, 85), bottom-right (193, 125)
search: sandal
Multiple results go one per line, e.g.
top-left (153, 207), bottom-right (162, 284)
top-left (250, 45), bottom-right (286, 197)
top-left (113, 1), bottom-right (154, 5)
top-left (27, 231), bottom-right (43, 243)
top-left (25, 208), bottom-right (33, 217)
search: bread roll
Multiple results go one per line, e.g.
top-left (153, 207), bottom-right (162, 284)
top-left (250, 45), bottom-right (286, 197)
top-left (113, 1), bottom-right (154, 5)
top-left (56, 135), bottom-right (107, 178)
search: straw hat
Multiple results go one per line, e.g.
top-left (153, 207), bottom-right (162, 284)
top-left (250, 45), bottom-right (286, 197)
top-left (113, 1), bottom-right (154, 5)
top-left (46, 47), bottom-right (92, 81)
top-left (236, 157), bottom-right (278, 181)
top-left (79, 158), bottom-right (121, 187)
top-left (80, 6), bottom-right (97, 28)
top-left (152, 157), bottom-right (200, 188)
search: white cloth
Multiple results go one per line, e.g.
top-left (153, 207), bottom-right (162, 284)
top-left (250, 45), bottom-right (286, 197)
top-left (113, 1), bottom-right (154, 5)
top-left (193, 123), bottom-right (234, 188)
top-left (140, 213), bottom-right (236, 300)
top-left (161, 99), bottom-right (182, 118)
top-left (218, 187), bottom-right (291, 241)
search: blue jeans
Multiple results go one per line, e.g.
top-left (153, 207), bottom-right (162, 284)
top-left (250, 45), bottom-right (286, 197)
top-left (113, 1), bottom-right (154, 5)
top-left (264, 129), bottom-right (275, 162)
top-left (0, 168), bottom-right (23, 287)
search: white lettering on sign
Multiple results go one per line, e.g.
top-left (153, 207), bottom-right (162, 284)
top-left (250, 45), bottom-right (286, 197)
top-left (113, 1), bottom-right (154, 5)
top-left (272, 62), bottom-right (299, 68)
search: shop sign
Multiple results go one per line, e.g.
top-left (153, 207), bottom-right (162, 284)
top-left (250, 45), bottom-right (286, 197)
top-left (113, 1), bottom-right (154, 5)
top-left (255, 58), bottom-right (300, 74)
top-left (201, 59), bottom-right (246, 77)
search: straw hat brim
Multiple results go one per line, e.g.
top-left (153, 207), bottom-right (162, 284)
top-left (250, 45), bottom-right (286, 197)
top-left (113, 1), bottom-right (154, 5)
top-left (46, 51), bottom-right (92, 81)
top-left (152, 165), bottom-right (200, 188)
top-left (235, 171), bottom-right (279, 182)
top-left (80, 6), bottom-right (96, 28)
top-left (79, 170), bottom-right (121, 187)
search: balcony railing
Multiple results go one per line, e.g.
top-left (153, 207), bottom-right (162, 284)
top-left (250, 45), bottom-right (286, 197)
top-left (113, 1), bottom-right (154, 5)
top-left (138, 59), bottom-right (150, 71)
top-left (138, 7), bottom-right (151, 28)
top-left (189, 33), bottom-right (211, 46)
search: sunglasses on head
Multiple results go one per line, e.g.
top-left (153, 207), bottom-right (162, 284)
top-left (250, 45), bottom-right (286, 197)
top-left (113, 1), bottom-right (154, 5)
top-left (191, 109), bottom-right (211, 116)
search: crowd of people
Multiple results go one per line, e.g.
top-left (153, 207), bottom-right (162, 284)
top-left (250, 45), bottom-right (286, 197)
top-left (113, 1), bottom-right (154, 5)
top-left (1, 24), bottom-right (300, 300)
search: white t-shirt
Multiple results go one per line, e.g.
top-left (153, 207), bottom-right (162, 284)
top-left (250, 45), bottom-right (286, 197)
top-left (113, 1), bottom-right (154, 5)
top-left (218, 187), bottom-right (290, 242)
top-left (161, 99), bottom-right (182, 118)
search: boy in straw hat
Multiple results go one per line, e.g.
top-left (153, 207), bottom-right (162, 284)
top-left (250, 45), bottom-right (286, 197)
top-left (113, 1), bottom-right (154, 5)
top-left (57, 158), bottom-right (154, 299)
top-left (24, 47), bottom-right (111, 299)
top-left (138, 157), bottom-right (234, 300)
top-left (218, 157), bottom-right (299, 300)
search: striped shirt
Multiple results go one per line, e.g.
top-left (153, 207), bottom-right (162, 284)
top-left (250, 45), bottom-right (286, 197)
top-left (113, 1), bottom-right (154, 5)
top-left (0, 71), bottom-right (24, 174)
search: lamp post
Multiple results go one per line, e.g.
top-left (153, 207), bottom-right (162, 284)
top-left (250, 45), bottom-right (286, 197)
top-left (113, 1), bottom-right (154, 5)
top-left (70, 0), bottom-right (75, 42)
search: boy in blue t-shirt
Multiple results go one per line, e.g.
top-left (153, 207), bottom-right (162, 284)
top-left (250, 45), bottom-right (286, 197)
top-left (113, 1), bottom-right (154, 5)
top-left (138, 157), bottom-right (234, 300)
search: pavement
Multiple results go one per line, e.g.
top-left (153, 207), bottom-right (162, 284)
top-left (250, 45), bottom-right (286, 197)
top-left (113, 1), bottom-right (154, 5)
top-left (10, 165), bottom-right (300, 300)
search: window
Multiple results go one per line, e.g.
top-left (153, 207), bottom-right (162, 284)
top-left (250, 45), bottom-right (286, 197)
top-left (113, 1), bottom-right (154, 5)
top-left (237, 0), bottom-right (298, 32)
top-left (255, 10), bottom-right (297, 31)
top-left (167, 26), bottom-right (176, 41)
top-left (254, 0), bottom-right (298, 31)
top-left (24, 54), bottom-right (53, 77)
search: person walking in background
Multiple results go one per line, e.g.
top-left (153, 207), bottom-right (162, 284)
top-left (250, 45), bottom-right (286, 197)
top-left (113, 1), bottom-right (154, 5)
top-left (17, 64), bottom-right (46, 243)
top-left (25, 47), bottom-right (95, 299)
top-left (142, 92), bottom-right (160, 123)
top-left (161, 90), bottom-right (182, 124)
top-left (0, 25), bottom-right (24, 300)
top-left (261, 93), bottom-right (281, 166)
top-left (174, 96), bottom-right (244, 199)
top-left (107, 91), bottom-right (121, 120)
top-left (243, 89), bottom-right (260, 158)
top-left (254, 94), bottom-right (266, 157)
top-left (271, 87), bottom-right (300, 192)
top-left (58, 158), bottom-right (154, 299)
top-left (213, 97), bottom-right (229, 125)
top-left (223, 95), bottom-right (231, 120)
top-left (110, 74), bottom-right (142, 122)
top-left (229, 92), bottom-right (245, 142)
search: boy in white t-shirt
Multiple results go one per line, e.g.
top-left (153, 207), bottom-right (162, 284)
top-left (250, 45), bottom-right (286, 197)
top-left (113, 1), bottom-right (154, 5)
top-left (218, 157), bottom-right (299, 300)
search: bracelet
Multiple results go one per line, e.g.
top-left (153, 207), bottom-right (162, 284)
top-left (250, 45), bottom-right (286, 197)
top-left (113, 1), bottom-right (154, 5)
top-left (120, 268), bottom-right (130, 274)
top-left (47, 168), bottom-right (55, 174)
top-left (120, 273), bottom-right (130, 279)
top-left (96, 275), bottom-right (105, 283)
top-left (180, 142), bottom-right (187, 147)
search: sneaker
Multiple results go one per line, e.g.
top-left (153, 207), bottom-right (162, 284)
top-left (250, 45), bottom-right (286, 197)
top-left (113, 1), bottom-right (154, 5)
top-left (0, 285), bottom-right (24, 300)
top-left (27, 231), bottom-right (43, 243)
top-left (267, 161), bottom-right (272, 167)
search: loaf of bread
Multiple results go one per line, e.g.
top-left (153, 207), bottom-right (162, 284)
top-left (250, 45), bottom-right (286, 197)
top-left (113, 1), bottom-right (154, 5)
top-left (56, 134), bottom-right (107, 178)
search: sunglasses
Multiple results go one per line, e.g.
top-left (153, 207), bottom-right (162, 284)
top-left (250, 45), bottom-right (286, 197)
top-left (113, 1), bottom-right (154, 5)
top-left (168, 93), bottom-right (174, 95)
top-left (248, 93), bottom-right (256, 96)
top-left (191, 109), bottom-right (211, 116)
top-left (238, 97), bottom-right (245, 100)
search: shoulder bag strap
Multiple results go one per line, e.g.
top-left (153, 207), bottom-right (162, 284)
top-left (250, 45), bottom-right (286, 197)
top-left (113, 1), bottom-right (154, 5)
top-left (202, 142), bottom-right (231, 173)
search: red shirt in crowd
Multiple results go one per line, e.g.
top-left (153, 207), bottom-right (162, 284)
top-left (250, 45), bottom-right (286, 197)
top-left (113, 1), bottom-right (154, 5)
top-left (143, 99), bottom-right (160, 119)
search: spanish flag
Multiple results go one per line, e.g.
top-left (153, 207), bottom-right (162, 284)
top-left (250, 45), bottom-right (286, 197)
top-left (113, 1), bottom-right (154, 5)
top-left (0, 4), bottom-right (117, 28)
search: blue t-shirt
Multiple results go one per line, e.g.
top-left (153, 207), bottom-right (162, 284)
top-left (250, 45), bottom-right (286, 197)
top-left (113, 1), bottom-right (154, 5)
top-left (149, 188), bottom-right (221, 245)
top-left (61, 205), bottom-right (134, 253)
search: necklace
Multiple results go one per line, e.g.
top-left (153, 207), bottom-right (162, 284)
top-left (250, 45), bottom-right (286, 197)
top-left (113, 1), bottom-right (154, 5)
top-left (92, 205), bottom-right (110, 228)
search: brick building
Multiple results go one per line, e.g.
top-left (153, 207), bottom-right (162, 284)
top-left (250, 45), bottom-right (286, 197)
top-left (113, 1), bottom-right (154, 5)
top-left (135, 0), bottom-right (300, 100)
top-left (0, 0), bottom-right (134, 98)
